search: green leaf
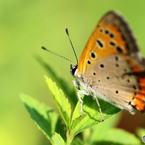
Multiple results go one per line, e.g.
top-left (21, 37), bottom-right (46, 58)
top-left (51, 132), bottom-right (65, 145)
top-left (71, 137), bottom-right (85, 145)
top-left (45, 77), bottom-right (72, 130)
top-left (35, 56), bottom-right (78, 105)
top-left (93, 128), bottom-right (141, 145)
top-left (70, 95), bottom-right (120, 136)
top-left (71, 101), bottom-right (83, 121)
top-left (87, 113), bottom-right (120, 143)
top-left (20, 94), bottom-right (59, 140)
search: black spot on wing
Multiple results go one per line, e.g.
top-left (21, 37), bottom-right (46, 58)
top-left (96, 39), bottom-right (104, 48)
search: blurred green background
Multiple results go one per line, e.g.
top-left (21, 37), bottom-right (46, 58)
top-left (1, 0), bottom-right (145, 145)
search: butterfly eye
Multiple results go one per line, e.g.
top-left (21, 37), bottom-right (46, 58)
top-left (70, 64), bottom-right (78, 76)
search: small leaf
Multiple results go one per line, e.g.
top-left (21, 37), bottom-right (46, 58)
top-left (71, 101), bottom-right (82, 121)
top-left (71, 115), bottom-right (88, 137)
top-left (51, 133), bottom-right (65, 145)
top-left (70, 95), bottom-right (120, 136)
top-left (45, 77), bottom-right (72, 129)
top-left (88, 113), bottom-right (120, 143)
top-left (20, 94), bottom-right (59, 140)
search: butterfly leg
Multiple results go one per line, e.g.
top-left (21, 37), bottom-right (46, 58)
top-left (78, 91), bottom-right (104, 121)
top-left (77, 90), bottom-right (89, 116)
top-left (73, 81), bottom-right (104, 121)
top-left (94, 97), bottom-right (104, 121)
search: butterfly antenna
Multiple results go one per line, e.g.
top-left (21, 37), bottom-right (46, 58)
top-left (41, 46), bottom-right (75, 64)
top-left (65, 28), bottom-right (79, 65)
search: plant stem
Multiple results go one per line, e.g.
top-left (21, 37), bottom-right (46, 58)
top-left (66, 131), bottom-right (74, 145)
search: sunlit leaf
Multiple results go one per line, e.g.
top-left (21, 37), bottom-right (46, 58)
top-left (70, 95), bottom-right (120, 136)
top-left (45, 77), bottom-right (72, 130)
top-left (51, 133), bottom-right (65, 145)
top-left (20, 94), bottom-right (59, 140)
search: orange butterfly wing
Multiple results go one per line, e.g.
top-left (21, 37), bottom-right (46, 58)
top-left (77, 11), bottom-right (145, 112)
top-left (77, 11), bottom-right (138, 74)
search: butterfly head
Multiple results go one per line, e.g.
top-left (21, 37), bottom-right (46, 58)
top-left (70, 64), bottom-right (78, 77)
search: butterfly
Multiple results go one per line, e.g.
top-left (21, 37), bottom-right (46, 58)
top-left (70, 11), bottom-right (145, 121)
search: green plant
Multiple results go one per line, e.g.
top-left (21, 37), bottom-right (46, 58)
top-left (20, 57), bottom-right (142, 145)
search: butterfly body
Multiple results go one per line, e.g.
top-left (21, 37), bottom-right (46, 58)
top-left (71, 11), bottom-right (145, 116)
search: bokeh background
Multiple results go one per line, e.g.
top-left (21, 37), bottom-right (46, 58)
top-left (1, 0), bottom-right (145, 145)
